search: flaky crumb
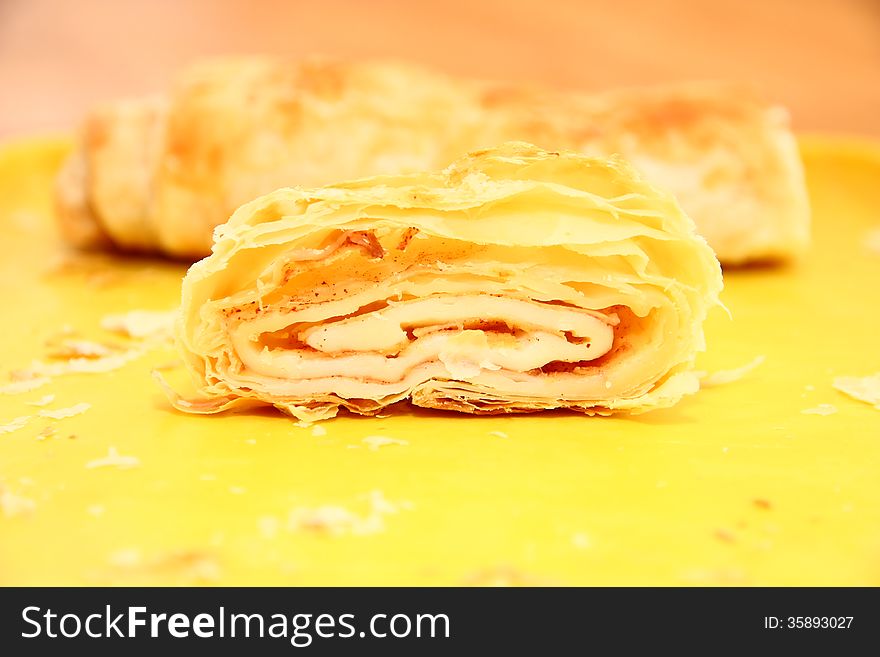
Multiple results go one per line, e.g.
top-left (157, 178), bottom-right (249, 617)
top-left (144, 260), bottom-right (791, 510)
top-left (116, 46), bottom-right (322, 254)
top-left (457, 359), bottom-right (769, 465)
top-left (698, 355), bottom-right (766, 387)
top-left (39, 402), bottom-right (91, 420)
top-left (311, 425), bottom-right (327, 437)
top-left (363, 435), bottom-right (409, 450)
top-left (287, 490), bottom-right (409, 536)
top-left (833, 373), bottom-right (880, 410)
top-left (488, 430), bottom-right (509, 439)
top-left (86, 446), bottom-right (140, 470)
top-left (107, 548), bottom-right (220, 582)
top-left (27, 351), bottom-right (141, 377)
top-left (801, 403), bottom-right (838, 416)
top-left (0, 487), bottom-right (36, 517)
top-left (0, 415), bottom-right (31, 435)
top-left (0, 377), bottom-right (51, 395)
top-left (288, 505), bottom-right (377, 536)
top-left (365, 489), bottom-right (412, 514)
top-left (47, 339), bottom-right (116, 360)
top-left (26, 394), bottom-right (55, 407)
top-left (100, 309), bottom-right (176, 340)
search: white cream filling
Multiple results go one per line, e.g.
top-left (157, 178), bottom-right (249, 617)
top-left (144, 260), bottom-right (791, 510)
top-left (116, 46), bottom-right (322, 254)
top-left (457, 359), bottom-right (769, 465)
top-left (227, 294), bottom-right (616, 388)
top-left (300, 294), bottom-right (612, 352)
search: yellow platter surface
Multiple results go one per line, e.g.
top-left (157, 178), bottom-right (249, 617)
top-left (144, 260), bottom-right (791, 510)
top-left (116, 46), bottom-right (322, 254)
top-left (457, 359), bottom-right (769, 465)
top-left (0, 136), bottom-right (878, 586)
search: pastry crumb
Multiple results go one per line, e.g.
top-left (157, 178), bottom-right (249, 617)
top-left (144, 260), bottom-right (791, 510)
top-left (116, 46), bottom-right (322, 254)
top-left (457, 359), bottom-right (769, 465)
top-left (0, 487), bottom-right (36, 517)
top-left (38, 402), bottom-right (91, 420)
top-left (0, 377), bottom-right (51, 395)
top-left (801, 403), bottom-right (838, 416)
top-left (488, 430), bottom-right (509, 439)
top-left (289, 505), bottom-right (378, 536)
top-left (27, 351), bottom-right (141, 377)
top-left (0, 415), bottom-right (31, 435)
top-left (47, 339), bottom-right (116, 360)
top-left (100, 309), bottom-right (176, 340)
top-left (287, 490), bottom-right (408, 536)
top-left (833, 373), bottom-right (880, 410)
top-left (363, 435), bottom-right (409, 450)
top-left (86, 446), bottom-right (140, 470)
top-left (107, 548), bottom-right (220, 582)
top-left (698, 355), bottom-right (766, 387)
top-left (26, 394), bottom-right (56, 407)
top-left (311, 425), bottom-right (327, 437)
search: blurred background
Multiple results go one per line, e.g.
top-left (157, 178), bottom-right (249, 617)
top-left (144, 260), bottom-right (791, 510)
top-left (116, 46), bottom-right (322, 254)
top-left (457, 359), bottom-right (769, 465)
top-left (0, 0), bottom-right (878, 138)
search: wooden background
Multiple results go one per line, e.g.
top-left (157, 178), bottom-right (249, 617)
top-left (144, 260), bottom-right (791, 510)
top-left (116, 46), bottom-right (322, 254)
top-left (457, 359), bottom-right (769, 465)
top-left (1, 0), bottom-right (878, 138)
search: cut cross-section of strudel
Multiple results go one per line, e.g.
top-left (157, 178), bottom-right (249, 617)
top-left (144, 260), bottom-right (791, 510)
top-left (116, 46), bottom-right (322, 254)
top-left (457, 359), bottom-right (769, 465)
top-left (171, 142), bottom-right (722, 422)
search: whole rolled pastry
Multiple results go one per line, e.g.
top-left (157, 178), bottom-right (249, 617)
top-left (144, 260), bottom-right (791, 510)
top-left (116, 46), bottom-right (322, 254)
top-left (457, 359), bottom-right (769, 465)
top-left (56, 57), bottom-right (809, 264)
top-left (169, 142), bottom-right (722, 422)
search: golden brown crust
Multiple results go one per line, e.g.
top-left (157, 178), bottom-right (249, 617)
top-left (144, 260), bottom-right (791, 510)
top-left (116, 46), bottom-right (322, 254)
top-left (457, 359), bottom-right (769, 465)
top-left (57, 57), bottom-right (809, 263)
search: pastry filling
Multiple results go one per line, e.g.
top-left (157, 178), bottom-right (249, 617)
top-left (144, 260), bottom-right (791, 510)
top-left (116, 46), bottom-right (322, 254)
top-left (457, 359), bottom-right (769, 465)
top-left (207, 227), bottom-right (652, 401)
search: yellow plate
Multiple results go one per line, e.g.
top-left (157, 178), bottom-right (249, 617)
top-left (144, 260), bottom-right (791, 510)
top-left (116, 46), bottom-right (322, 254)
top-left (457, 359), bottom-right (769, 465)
top-left (1, 136), bottom-right (879, 586)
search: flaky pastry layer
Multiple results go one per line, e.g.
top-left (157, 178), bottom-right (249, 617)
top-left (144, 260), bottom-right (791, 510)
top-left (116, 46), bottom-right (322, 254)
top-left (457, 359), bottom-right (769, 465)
top-left (172, 142), bottom-right (722, 421)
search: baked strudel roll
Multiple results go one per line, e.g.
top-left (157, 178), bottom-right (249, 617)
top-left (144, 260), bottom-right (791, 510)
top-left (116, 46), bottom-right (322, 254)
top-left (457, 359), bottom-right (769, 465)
top-left (56, 57), bottom-right (809, 264)
top-left (170, 143), bottom-right (722, 422)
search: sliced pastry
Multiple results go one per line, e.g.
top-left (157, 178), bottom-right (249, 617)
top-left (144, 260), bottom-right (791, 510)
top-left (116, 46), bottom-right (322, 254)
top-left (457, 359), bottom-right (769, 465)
top-left (169, 143), bottom-right (723, 421)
